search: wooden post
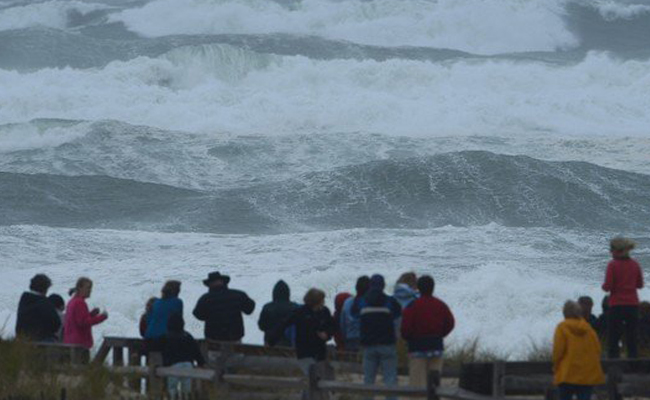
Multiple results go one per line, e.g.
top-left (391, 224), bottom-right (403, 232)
top-left (148, 352), bottom-right (164, 397)
top-left (128, 345), bottom-right (142, 392)
top-left (307, 362), bottom-right (334, 400)
top-left (607, 366), bottom-right (622, 400)
top-left (113, 346), bottom-right (124, 367)
top-left (427, 370), bottom-right (440, 400)
top-left (492, 361), bottom-right (505, 398)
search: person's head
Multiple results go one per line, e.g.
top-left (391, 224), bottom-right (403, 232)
top-left (577, 296), bottom-right (594, 317)
top-left (273, 280), bottom-right (290, 302)
top-left (145, 297), bottom-right (157, 313)
top-left (355, 276), bottom-right (370, 297)
top-left (369, 274), bottom-right (385, 292)
top-left (161, 280), bottom-right (181, 299)
top-left (563, 300), bottom-right (582, 320)
top-left (203, 271), bottom-right (230, 290)
top-left (417, 275), bottom-right (435, 297)
top-left (610, 237), bottom-right (635, 259)
top-left (48, 294), bottom-right (65, 311)
top-left (70, 277), bottom-right (93, 298)
top-left (29, 274), bottom-right (52, 295)
top-left (396, 272), bottom-right (418, 290)
top-left (304, 288), bottom-right (326, 311)
top-left (167, 313), bottom-right (184, 334)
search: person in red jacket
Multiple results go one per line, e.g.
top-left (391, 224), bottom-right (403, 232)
top-left (602, 237), bottom-right (644, 358)
top-left (63, 277), bottom-right (108, 349)
top-left (401, 275), bottom-right (455, 386)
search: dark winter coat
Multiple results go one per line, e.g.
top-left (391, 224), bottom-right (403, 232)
top-left (258, 281), bottom-right (299, 346)
top-left (161, 331), bottom-right (205, 367)
top-left (270, 305), bottom-right (335, 361)
top-left (15, 292), bottom-right (61, 341)
top-left (352, 289), bottom-right (401, 347)
top-left (401, 295), bottom-right (455, 352)
top-left (193, 286), bottom-right (255, 341)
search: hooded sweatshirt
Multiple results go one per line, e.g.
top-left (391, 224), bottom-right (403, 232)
top-left (602, 257), bottom-right (643, 306)
top-left (258, 280), bottom-right (299, 344)
top-left (393, 284), bottom-right (418, 309)
top-left (15, 291), bottom-right (61, 341)
top-left (553, 318), bottom-right (605, 386)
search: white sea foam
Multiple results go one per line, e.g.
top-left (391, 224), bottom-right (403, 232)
top-left (0, 224), bottom-right (642, 356)
top-left (592, 0), bottom-right (650, 20)
top-left (0, 1), bottom-right (109, 31)
top-left (1, 49), bottom-right (649, 137)
top-left (111, 0), bottom-right (577, 54)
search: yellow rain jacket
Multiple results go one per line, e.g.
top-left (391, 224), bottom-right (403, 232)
top-left (553, 318), bottom-right (605, 386)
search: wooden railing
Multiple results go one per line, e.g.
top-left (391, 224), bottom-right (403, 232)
top-left (18, 338), bottom-right (650, 400)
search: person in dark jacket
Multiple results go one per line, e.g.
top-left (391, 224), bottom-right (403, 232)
top-left (48, 293), bottom-right (65, 342)
top-left (401, 275), bottom-right (455, 387)
top-left (16, 274), bottom-right (61, 342)
top-left (352, 274), bottom-right (401, 399)
top-left (161, 314), bottom-right (205, 398)
top-left (146, 281), bottom-right (183, 340)
top-left (193, 271), bottom-right (255, 341)
top-left (595, 296), bottom-right (610, 339)
top-left (269, 288), bottom-right (335, 365)
top-left (258, 280), bottom-right (299, 346)
top-left (602, 238), bottom-right (643, 358)
top-left (578, 296), bottom-right (598, 330)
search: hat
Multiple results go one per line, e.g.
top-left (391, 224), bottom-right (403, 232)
top-left (370, 274), bottom-right (385, 291)
top-left (203, 271), bottom-right (230, 286)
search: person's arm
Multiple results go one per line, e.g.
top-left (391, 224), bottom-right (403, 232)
top-left (602, 262), bottom-right (614, 292)
top-left (637, 262), bottom-right (644, 289)
top-left (552, 326), bottom-right (566, 373)
top-left (258, 305), bottom-right (270, 332)
top-left (178, 299), bottom-right (184, 318)
top-left (340, 301), bottom-right (349, 338)
top-left (241, 293), bottom-right (255, 315)
top-left (442, 303), bottom-right (455, 337)
top-left (390, 298), bottom-right (402, 320)
top-left (193, 296), bottom-right (207, 321)
top-left (268, 309), bottom-right (299, 346)
top-left (73, 300), bottom-right (106, 328)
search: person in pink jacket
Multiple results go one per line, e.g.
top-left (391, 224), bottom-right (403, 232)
top-left (63, 277), bottom-right (108, 349)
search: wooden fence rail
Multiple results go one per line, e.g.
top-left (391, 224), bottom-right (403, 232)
top-left (12, 338), bottom-right (650, 400)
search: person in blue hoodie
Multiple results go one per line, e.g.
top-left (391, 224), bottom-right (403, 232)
top-left (341, 276), bottom-right (370, 352)
top-left (146, 280), bottom-right (183, 340)
top-left (352, 275), bottom-right (402, 400)
top-left (393, 272), bottom-right (419, 309)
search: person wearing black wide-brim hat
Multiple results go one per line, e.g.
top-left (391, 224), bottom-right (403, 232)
top-left (193, 271), bottom-right (255, 342)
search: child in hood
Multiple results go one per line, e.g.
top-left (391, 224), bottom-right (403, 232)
top-left (553, 301), bottom-right (605, 400)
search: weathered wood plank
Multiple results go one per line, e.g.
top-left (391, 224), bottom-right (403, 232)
top-left (157, 367), bottom-right (216, 381)
top-left (317, 381), bottom-right (426, 397)
top-left (223, 374), bottom-right (305, 389)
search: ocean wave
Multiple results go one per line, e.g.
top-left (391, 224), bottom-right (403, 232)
top-left (1, 50), bottom-right (649, 136)
top-left (111, 0), bottom-right (577, 54)
top-left (0, 0), bottom-right (111, 31)
top-left (1, 152), bottom-right (649, 232)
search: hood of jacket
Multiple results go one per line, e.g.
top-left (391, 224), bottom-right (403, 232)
top-left (335, 292), bottom-right (352, 312)
top-left (561, 318), bottom-right (590, 337)
top-left (272, 280), bottom-right (290, 302)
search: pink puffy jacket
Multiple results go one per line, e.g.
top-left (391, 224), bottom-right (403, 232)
top-left (63, 295), bottom-right (107, 349)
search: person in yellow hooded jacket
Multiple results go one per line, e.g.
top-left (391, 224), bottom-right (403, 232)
top-left (553, 301), bottom-right (605, 400)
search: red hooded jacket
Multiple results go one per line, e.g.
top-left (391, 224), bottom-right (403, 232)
top-left (602, 257), bottom-right (643, 306)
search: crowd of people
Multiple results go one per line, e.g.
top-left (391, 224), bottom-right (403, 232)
top-left (12, 237), bottom-right (646, 400)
